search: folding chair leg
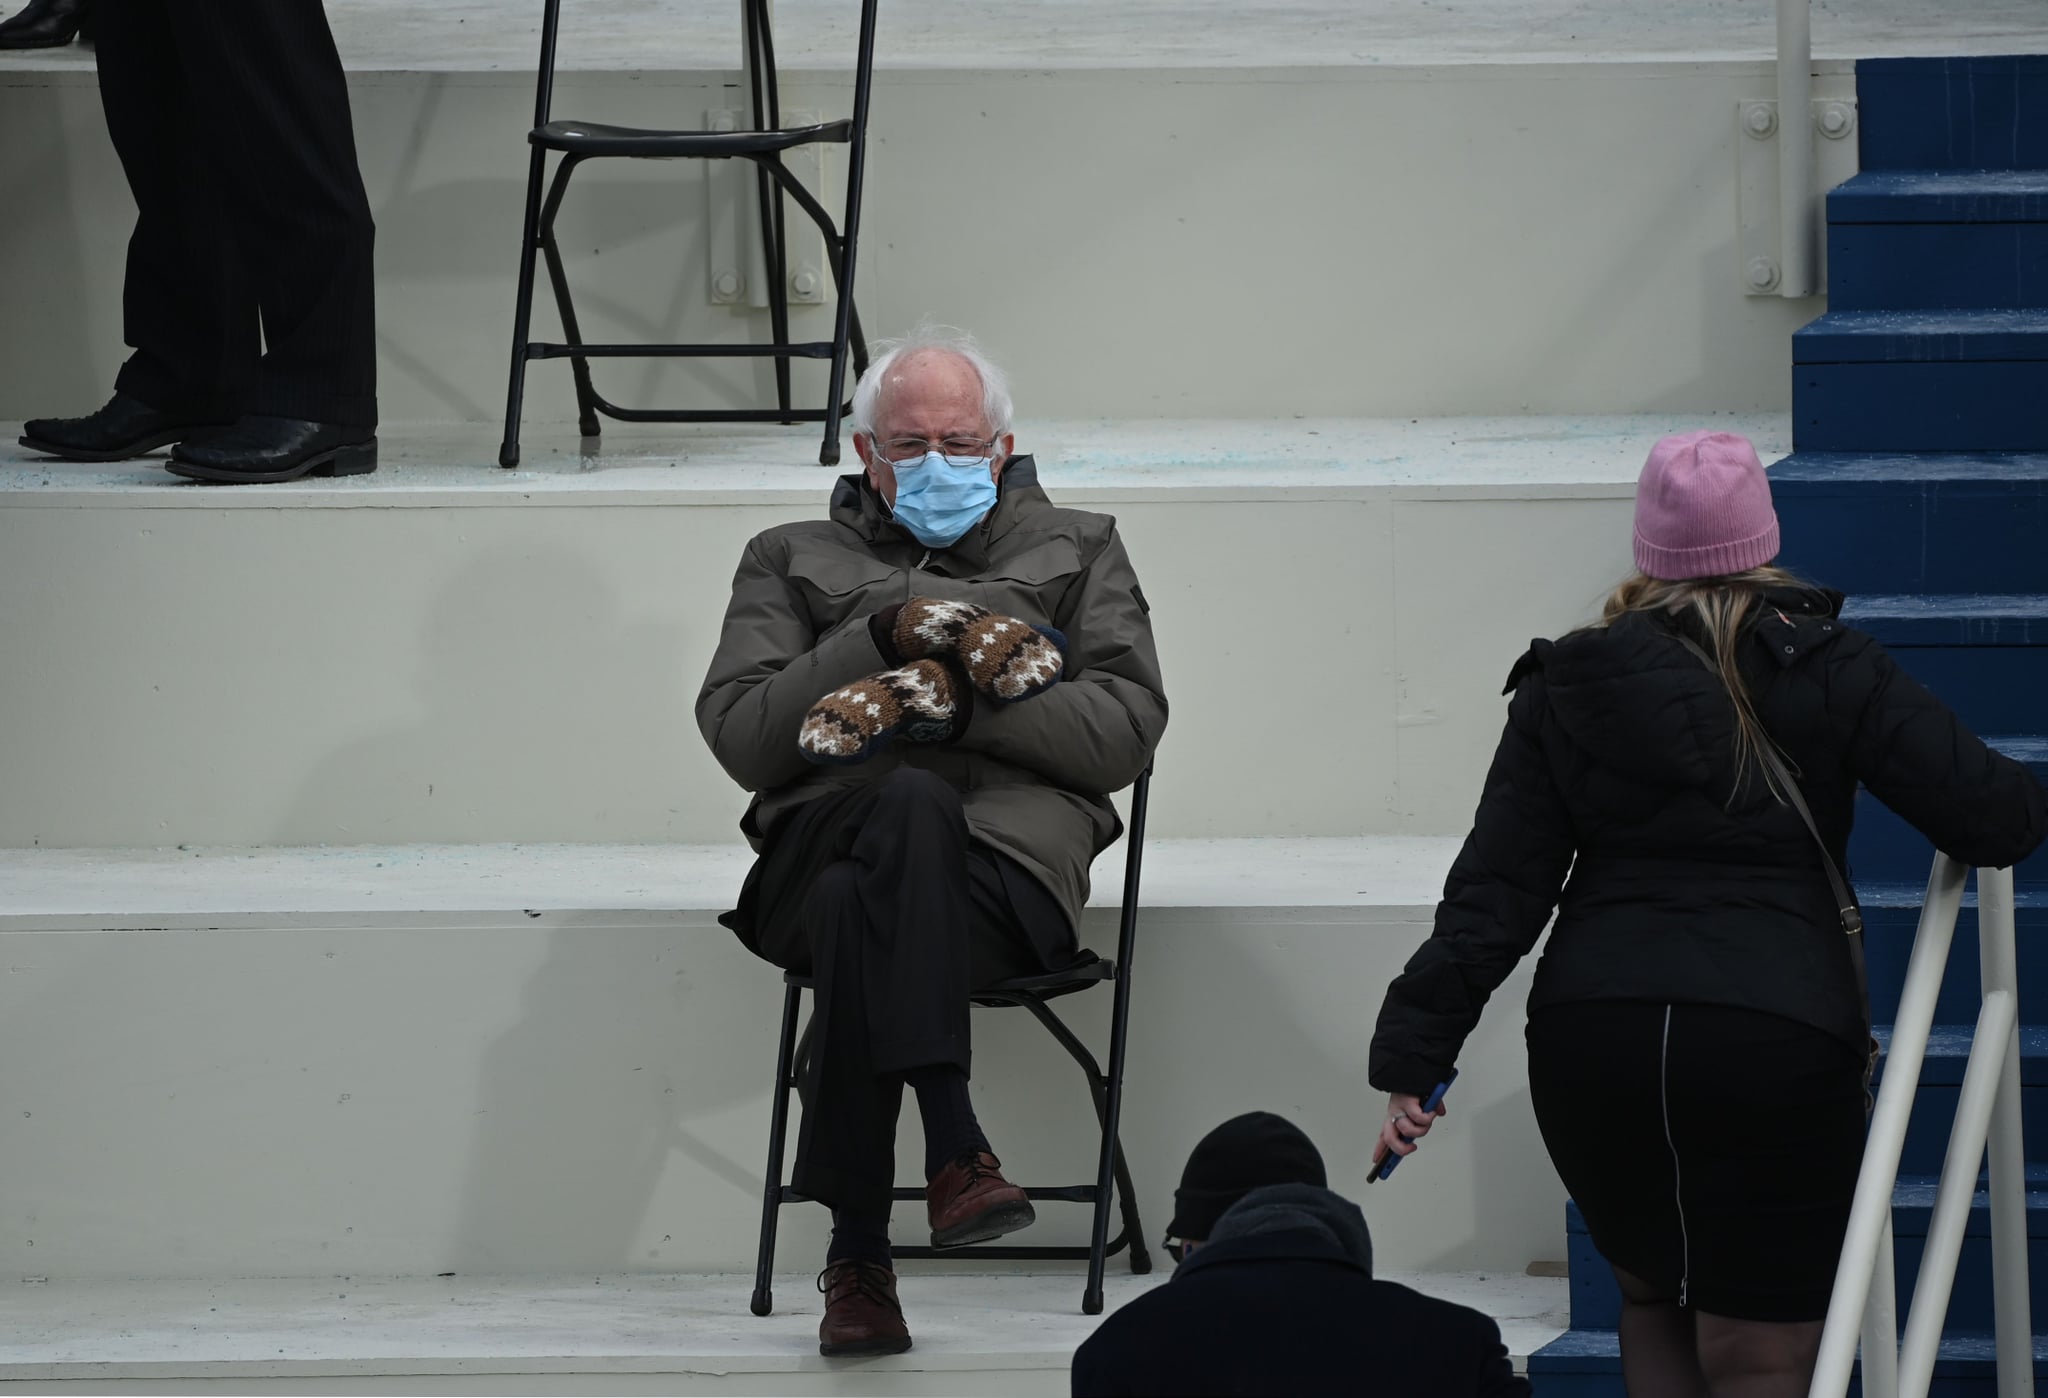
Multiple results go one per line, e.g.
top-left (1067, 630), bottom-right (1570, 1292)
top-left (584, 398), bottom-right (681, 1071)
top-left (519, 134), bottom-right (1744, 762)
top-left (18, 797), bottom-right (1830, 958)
top-left (499, 146), bottom-right (550, 469)
top-left (1112, 1132), bottom-right (1152, 1275)
top-left (536, 156), bottom-right (602, 439)
top-left (750, 983), bottom-right (804, 1317)
top-left (1086, 978), bottom-right (1140, 1315)
top-left (819, 0), bottom-right (880, 467)
top-left (755, 158), bottom-right (794, 423)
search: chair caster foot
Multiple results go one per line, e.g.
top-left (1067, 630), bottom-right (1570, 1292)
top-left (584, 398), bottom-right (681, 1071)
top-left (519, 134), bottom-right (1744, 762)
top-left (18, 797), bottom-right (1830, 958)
top-left (578, 416), bottom-right (601, 439)
top-left (498, 443), bottom-right (520, 469)
top-left (750, 1290), bottom-right (773, 1317)
top-left (1131, 1246), bottom-right (1154, 1276)
top-left (1083, 1289), bottom-right (1103, 1316)
top-left (818, 444), bottom-right (841, 467)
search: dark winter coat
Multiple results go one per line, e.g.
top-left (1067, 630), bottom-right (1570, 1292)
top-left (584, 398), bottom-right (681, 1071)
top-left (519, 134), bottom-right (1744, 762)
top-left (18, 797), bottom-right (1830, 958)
top-left (1371, 585), bottom-right (2046, 1096)
top-left (695, 456), bottom-right (1168, 932)
top-left (1070, 1184), bottom-right (1528, 1397)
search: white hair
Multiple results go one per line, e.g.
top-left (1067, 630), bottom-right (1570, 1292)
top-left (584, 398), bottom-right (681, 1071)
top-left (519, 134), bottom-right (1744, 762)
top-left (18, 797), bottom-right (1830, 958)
top-left (850, 324), bottom-right (1015, 444)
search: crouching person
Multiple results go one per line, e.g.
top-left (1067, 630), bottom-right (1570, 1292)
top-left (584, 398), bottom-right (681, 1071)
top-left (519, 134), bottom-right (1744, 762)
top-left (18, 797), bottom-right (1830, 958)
top-left (1072, 1113), bottom-right (1529, 1397)
top-left (696, 328), bottom-right (1168, 1357)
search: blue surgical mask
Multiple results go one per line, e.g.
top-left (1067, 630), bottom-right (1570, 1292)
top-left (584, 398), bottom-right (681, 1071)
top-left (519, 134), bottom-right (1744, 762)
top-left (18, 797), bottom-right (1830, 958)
top-left (888, 451), bottom-right (998, 549)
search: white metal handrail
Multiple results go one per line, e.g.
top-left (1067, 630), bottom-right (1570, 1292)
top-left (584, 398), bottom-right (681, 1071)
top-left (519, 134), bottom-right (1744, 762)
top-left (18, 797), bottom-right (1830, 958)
top-left (1811, 855), bottom-right (2033, 1398)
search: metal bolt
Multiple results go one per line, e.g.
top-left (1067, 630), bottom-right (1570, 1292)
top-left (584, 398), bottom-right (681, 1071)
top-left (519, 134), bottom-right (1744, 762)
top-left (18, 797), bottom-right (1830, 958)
top-left (1818, 102), bottom-right (1855, 139)
top-left (714, 271), bottom-right (742, 299)
top-left (1747, 256), bottom-right (1782, 291)
top-left (791, 269), bottom-right (820, 297)
top-left (1743, 103), bottom-right (1778, 138)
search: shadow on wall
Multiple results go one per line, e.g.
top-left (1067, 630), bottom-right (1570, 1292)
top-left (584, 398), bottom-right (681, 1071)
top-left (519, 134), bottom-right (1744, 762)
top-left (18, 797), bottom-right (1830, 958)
top-left (444, 913), bottom-right (783, 1273)
top-left (276, 539), bottom-right (693, 844)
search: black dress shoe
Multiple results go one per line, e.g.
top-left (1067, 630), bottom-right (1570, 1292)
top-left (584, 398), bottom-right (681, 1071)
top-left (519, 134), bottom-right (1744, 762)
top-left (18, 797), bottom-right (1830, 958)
top-left (19, 391), bottom-right (232, 462)
top-left (166, 417), bottom-right (377, 484)
top-left (0, 0), bottom-right (91, 49)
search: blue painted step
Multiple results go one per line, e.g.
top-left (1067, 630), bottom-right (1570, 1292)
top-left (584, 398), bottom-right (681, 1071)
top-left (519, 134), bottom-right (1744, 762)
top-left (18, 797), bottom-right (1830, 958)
top-left (1852, 738), bottom-right (2048, 888)
top-left (1891, 1167), bottom-right (2048, 1335)
top-left (1858, 55), bottom-right (2048, 172)
top-left (1840, 596), bottom-right (2048, 735)
top-left (1559, 1158), bottom-right (2048, 1336)
top-left (1859, 892), bottom-right (2048, 1026)
top-left (1880, 1024), bottom-right (2048, 1177)
top-left (1832, 170), bottom-right (2048, 224)
top-left (1793, 311), bottom-right (2048, 453)
top-left (1771, 453), bottom-right (2048, 596)
top-left (1528, 1326), bottom-right (2048, 1397)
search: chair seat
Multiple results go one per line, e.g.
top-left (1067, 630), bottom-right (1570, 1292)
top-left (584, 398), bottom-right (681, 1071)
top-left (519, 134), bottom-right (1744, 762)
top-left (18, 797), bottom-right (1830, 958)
top-left (532, 118), bottom-right (853, 158)
top-left (782, 951), bottom-right (1112, 1002)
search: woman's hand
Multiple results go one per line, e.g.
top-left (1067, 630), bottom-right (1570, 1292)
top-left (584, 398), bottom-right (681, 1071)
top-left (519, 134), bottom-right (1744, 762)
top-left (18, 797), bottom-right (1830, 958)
top-left (1376, 1091), bottom-right (1447, 1165)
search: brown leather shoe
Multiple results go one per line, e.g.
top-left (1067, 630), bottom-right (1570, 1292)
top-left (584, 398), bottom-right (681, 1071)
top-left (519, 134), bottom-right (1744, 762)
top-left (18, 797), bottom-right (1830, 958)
top-left (817, 1259), bottom-right (912, 1357)
top-left (926, 1150), bottom-right (1037, 1249)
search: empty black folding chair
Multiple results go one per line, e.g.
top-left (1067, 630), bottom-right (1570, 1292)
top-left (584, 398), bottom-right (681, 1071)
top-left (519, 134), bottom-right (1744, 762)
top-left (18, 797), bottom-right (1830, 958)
top-left (499, 0), bottom-right (878, 469)
top-left (750, 767), bottom-right (1156, 1317)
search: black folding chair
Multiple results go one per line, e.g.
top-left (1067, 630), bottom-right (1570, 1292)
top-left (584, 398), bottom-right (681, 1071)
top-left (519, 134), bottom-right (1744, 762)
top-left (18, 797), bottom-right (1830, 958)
top-left (499, 0), bottom-right (878, 469)
top-left (749, 768), bottom-right (1156, 1318)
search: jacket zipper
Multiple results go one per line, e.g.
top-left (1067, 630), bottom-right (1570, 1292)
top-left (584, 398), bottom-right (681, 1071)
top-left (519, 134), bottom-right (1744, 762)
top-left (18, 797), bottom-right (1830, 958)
top-left (1660, 1004), bottom-right (1690, 1308)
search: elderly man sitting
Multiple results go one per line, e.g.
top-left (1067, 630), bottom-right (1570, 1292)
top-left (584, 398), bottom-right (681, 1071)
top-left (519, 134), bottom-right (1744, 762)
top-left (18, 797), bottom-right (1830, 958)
top-left (696, 328), bottom-right (1168, 1357)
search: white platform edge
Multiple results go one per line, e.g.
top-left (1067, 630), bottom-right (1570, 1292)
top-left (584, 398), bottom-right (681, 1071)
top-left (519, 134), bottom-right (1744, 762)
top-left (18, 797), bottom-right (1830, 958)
top-left (0, 415), bottom-right (1791, 508)
top-left (0, 1270), bottom-right (1568, 1380)
top-left (0, 837), bottom-right (1464, 924)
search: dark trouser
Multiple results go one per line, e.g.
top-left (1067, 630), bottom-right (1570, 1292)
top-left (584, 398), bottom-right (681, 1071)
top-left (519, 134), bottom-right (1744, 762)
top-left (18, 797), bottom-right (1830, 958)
top-left (731, 768), bottom-right (1076, 1219)
top-left (93, 1), bottom-right (378, 428)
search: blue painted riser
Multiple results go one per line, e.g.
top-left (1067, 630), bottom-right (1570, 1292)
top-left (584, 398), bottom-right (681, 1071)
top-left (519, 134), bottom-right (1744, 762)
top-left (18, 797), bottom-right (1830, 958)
top-left (1792, 310), bottom-right (2048, 454)
top-left (1860, 900), bottom-right (2048, 1024)
top-left (1842, 599), bottom-right (2048, 735)
top-left (1529, 1329), bottom-right (2048, 1398)
top-left (1852, 742), bottom-right (2048, 887)
top-left (1772, 453), bottom-right (2048, 595)
top-left (1561, 1174), bottom-right (2048, 1335)
top-left (1831, 223), bottom-right (2048, 313)
top-left (1857, 56), bottom-right (2048, 172)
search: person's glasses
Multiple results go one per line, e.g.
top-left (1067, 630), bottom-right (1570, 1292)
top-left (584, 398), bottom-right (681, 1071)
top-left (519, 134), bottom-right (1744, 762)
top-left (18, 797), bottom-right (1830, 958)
top-left (877, 435), bottom-right (999, 465)
top-left (1164, 1238), bottom-right (1186, 1264)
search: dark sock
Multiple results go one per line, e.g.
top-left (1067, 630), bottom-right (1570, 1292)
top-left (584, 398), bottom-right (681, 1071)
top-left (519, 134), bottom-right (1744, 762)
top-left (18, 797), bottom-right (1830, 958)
top-left (827, 1207), bottom-right (892, 1268)
top-left (906, 1064), bottom-right (990, 1179)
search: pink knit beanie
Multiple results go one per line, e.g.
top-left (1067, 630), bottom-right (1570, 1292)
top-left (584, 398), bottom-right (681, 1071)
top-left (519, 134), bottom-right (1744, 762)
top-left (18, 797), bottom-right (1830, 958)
top-left (1633, 430), bottom-right (1780, 581)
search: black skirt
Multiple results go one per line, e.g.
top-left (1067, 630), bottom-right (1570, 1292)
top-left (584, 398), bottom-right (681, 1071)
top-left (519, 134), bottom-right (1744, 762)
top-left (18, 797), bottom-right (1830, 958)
top-left (1527, 999), bottom-right (1868, 1323)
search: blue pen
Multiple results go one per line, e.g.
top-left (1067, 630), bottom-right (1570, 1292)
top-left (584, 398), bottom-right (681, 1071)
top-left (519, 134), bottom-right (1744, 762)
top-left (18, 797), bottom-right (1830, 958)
top-left (1372, 1070), bottom-right (1457, 1182)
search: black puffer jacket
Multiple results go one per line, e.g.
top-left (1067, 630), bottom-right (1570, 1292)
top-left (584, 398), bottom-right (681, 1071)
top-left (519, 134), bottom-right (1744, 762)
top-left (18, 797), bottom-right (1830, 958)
top-left (1370, 585), bottom-right (2046, 1096)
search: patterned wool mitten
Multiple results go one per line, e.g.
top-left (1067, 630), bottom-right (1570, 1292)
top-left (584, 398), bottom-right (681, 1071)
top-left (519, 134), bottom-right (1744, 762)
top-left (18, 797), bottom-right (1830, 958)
top-left (798, 659), bottom-right (965, 765)
top-left (883, 597), bottom-right (1067, 704)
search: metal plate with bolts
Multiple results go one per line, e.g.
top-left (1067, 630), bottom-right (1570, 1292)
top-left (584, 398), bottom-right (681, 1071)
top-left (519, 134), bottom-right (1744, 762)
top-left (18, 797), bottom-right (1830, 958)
top-left (1737, 97), bottom-right (1860, 297)
top-left (703, 107), bottom-right (830, 309)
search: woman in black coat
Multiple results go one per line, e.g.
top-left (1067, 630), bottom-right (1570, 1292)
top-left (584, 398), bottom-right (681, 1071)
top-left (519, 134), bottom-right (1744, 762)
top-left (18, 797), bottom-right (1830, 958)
top-left (1368, 431), bottom-right (2045, 1398)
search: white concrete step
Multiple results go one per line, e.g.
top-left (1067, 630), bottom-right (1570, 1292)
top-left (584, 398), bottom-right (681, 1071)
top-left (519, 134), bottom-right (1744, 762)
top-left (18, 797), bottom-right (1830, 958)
top-left (0, 837), bottom-right (1571, 1288)
top-left (0, 1270), bottom-right (1567, 1395)
top-left (0, 414), bottom-right (1783, 850)
top-left (0, 18), bottom-right (1862, 426)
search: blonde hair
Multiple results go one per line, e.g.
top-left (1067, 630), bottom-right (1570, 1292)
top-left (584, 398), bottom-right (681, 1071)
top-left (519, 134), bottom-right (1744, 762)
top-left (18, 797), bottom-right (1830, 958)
top-left (1599, 565), bottom-right (1807, 803)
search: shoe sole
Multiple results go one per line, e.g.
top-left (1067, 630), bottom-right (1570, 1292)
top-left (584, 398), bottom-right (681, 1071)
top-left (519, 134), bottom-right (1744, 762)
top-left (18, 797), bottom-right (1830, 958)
top-left (930, 1198), bottom-right (1037, 1251)
top-left (17, 426), bottom-right (226, 464)
top-left (819, 1334), bottom-right (914, 1358)
top-left (164, 438), bottom-right (379, 485)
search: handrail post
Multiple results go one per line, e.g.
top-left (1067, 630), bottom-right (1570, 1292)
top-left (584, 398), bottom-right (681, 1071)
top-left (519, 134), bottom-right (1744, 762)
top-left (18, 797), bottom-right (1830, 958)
top-left (1979, 867), bottom-right (2034, 1398)
top-left (1775, 0), bottom-right (1816, 296)
top-left (1811, 855), bottom-right (1970, 1398)
top-left (1898, 987), bottom-right (2018, 1393)
top-left (1860, 1214), bottom-right (1900, 1398)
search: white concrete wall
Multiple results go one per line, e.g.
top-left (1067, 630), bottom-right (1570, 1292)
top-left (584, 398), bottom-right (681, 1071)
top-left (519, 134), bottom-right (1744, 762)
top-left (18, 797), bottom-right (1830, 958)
top-left (0, 906), bottom-right (1561, 1281)
top-left (0, 60), bottom-right (1847, 425)
top-left (0, 481), bottom-right (1640, 847)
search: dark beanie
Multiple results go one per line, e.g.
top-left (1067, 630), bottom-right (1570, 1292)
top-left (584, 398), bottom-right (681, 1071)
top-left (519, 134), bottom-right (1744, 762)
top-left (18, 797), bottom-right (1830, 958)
top-left (1166, 1111), bottom-right (1326, 1241)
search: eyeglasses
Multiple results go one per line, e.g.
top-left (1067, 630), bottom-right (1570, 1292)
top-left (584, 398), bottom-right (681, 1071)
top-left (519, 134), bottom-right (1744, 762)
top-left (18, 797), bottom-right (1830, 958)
top-left (1164, 1238), bottom-right (1187, 1264)
top-left (875, 435), bottom-right (1000, 465)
